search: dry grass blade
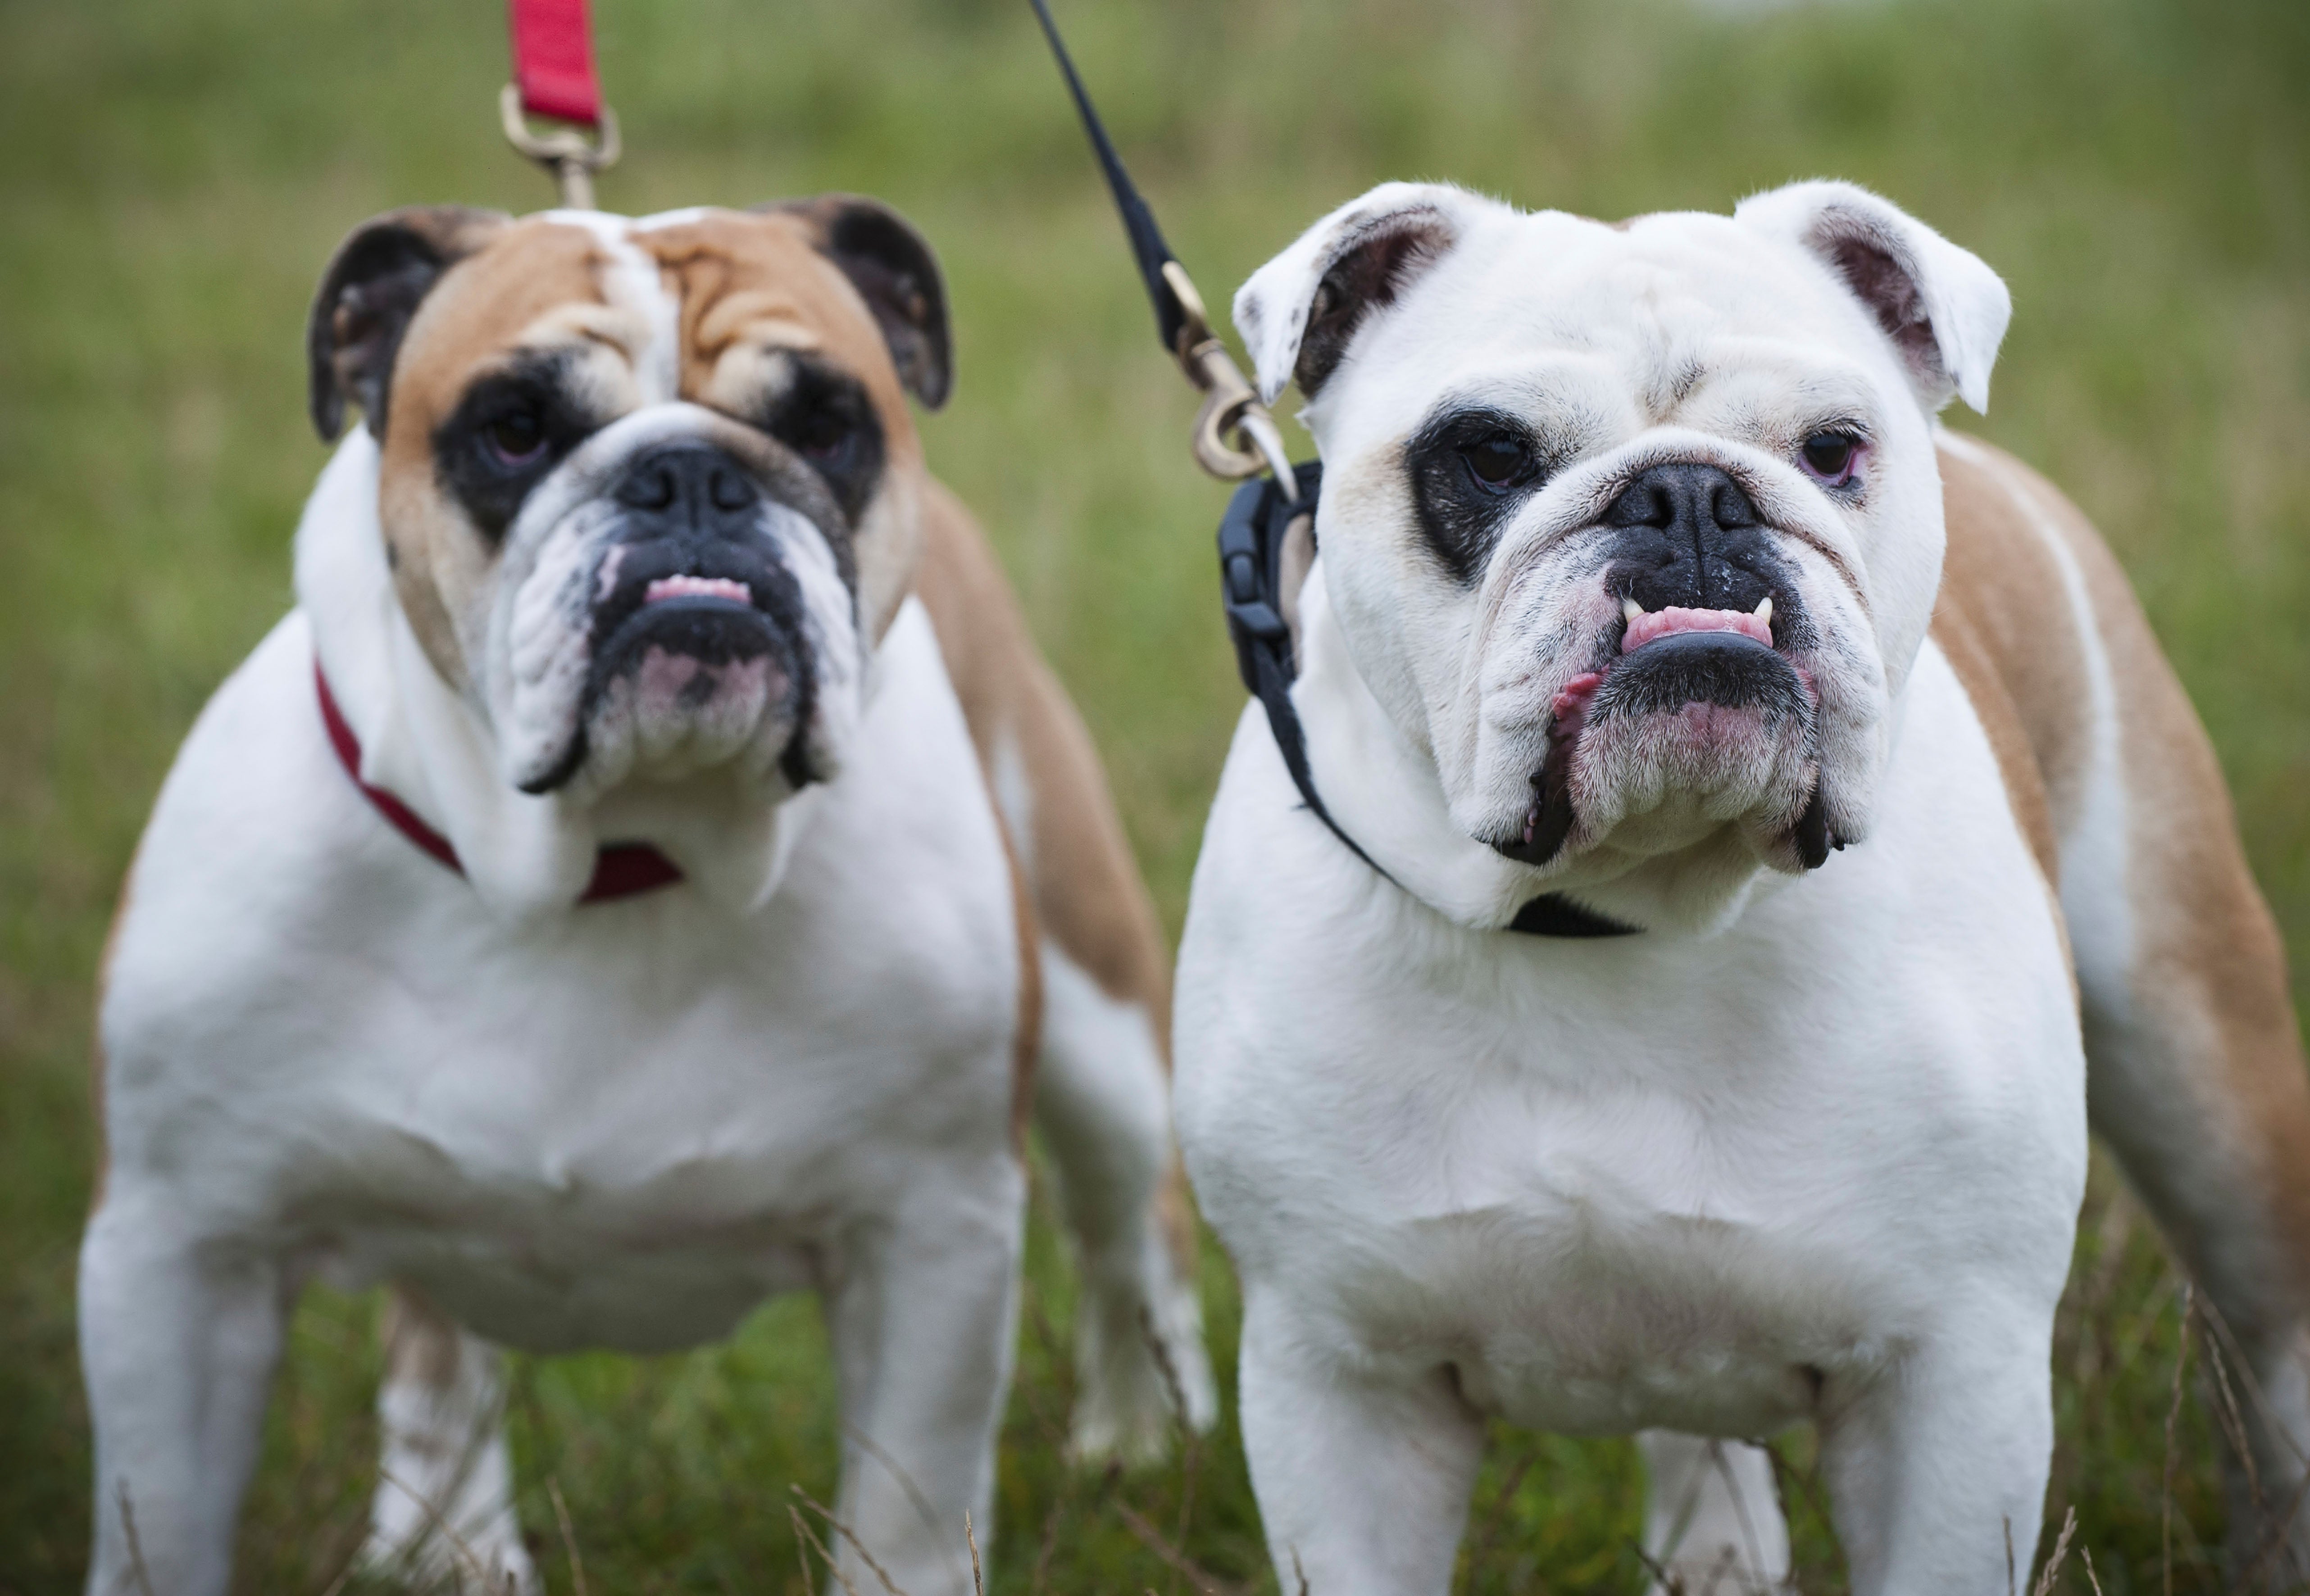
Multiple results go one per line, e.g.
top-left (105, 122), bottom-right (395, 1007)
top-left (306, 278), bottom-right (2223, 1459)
top-left (2163, 1287), bottom-right (2196, 1596)
top-left (1292, 1548), bottom-right (1311, 1596)
top-left (1708, 1441), bottom-right (1770, 1591)
top-left (1030, 1475), bottom-right (1072, 1596)
top-left (2201, 1322), bottom-right (2267, 1510)
top-left (377, 1465), bottom-right (496, 1592)
top-left (2235, 1462), bottom-right (2310, 1592)
top-left (548, 1476), bottom-right (588, 1596)
top-left (1627, 1535), bottom-right (1685, 1595)
top-left (2081, 1546), bottom-right (2106, 1596)
top-left (1461, 1441), bottom-right (1537, 1594)
top-left (793, 1483), bottom-right (910, 1596)
top-left (1108, 1495), bottom-right (1242, 1596)
top-left (2030, 1505), bottom-right (2077, 1596)
top-left (846, 1422), bottom-right (955, 1554)
top-left (2193, 1290), bottom-right (2310, 1471)
top-left (965, 1510), bottom-right (984, 1596)
top-left (798, 1504), bottom-right (821, 1596)
top-left (1139, 1304), bottom-right (1204, 1596)
top-left (791, 1501), bottom-right (864, 1596)
top-left (116, 1482), bottom-right (158, 1596)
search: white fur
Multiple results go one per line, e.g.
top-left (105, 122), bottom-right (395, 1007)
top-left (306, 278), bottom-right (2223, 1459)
top-left (84, 581), bottom-right (1023, 1596)
top-left (1180, 182), bottom-right (2085, 1594)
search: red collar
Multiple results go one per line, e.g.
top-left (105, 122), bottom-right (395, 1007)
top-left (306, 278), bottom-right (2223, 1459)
top-left (315, 662), bottom-right (683, 903)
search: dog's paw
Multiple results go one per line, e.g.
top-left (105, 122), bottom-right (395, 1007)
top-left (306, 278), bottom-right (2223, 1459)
top-left (1066, 1265), bottom-right (1217, 1466)
top-left (357, 1517), bottom-right (539, 1595)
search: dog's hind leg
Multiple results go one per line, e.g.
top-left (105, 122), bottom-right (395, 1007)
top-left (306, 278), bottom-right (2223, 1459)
top-left (913, 485), bottom-right (1214, 1462)
top-left (1032, 933), bottom-right (1216, 1460)
top-left (1961, 442), bottom-right (2310, 1582)
top-left (1637, 1432), bottom-right (1791, 1594)
top-left (2061, 632), bottom-right (2310, 1582)
top-left (359, 1288), bottom-right (537, 1594)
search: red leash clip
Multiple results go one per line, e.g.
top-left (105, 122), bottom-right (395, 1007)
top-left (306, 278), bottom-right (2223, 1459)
top-left (501, 0), bottom-right (620, 207)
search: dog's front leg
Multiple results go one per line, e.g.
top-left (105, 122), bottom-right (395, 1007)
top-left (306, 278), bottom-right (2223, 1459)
top-left (1815, 1328), bottom-right (2055, 1596)
top-left (820, 1164), bottom-right (1026, 1596)
top-left (79, 1197), bottom-right (289, 1596)
top-left (1237, 1295), bottom-right (1487, 1596)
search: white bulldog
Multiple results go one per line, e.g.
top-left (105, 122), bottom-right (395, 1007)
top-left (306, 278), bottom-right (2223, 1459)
top-left (81, 198), bottom-right (1213, 1596)
top-left (1174, 180), bottom-right (2310, 1593)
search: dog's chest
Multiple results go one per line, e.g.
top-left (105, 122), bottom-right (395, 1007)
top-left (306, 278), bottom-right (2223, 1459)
top-left (273, 887), bottom-right (1012, 1349)
top-left (106, 610), bottom-right (1025, 1353)
top-left (1273, 1046), bottom-right (1898, 1437)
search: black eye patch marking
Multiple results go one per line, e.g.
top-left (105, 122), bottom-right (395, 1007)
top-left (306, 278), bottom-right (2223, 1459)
top-left (432, 349), bottom-right (604, 544)
top-left (1406, 407), bottom-right (1553, 583)
top-left (749, 353), bottom-right (886, 524)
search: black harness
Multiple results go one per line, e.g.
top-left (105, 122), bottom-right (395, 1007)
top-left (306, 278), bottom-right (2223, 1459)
top-left (1032, 0), bottom-right (1638, 939)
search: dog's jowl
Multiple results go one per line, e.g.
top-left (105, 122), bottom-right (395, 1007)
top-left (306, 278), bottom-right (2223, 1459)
top-left (1174, 180), bottom-right (2310, 1594)
top-left (80, 200), bottom-right (1213, 1596)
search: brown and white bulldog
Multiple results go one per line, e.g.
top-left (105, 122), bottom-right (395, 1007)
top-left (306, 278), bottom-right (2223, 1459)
top-left (80, 198), bottom-right (1213, 1596)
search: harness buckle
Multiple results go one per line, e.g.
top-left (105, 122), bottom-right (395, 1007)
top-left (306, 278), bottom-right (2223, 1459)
top-left (1164, 263), bottom-right (1300, 492)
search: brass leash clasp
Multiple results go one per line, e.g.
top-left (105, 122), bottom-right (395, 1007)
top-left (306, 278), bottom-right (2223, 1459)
top-left (499, 84), bottom-right (621, 210)
top-left (1162, 262), bottom-right (1300, 499)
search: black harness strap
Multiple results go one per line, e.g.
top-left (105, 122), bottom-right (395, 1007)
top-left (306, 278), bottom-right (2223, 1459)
top-left (1219, 470), bottom-right (1641, 939)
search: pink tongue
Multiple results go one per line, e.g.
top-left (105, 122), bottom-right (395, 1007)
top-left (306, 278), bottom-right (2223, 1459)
top-left (1622, 605), bottom-right (1772, 653)
top-left (643, 576), bottom-right (753, 606)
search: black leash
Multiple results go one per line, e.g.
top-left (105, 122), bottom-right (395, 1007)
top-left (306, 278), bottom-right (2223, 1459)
top-left (1029, 1), bottom-right (1637, 939)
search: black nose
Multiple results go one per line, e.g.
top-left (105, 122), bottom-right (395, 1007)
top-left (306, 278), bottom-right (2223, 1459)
top-left (614, 445), bottom-right (762, 529)
top-left (1603, 462), bottom-right (1778, 617)
top-left (1604, 462), bottom-right (1758, 537)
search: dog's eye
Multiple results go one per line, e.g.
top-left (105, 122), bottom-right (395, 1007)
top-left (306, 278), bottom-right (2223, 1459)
top-left (789, 406), bottom-right (859, 471)
top-left (483, 407), bottom-right (549, 469)
top-left (1464, 433), bottom-right (1535, 489)
top-left (1800, 431), bottom-right (1862, 486)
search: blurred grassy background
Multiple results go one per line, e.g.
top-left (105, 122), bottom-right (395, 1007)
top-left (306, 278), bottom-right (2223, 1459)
top-left (2, 0), bottom-right (2306, 1589)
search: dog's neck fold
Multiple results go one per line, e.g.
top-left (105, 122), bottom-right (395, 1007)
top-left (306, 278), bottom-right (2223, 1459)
top-left (294, 432), bottom-right (819, 919)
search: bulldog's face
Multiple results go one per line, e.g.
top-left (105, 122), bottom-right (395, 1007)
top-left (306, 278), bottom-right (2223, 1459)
top-left (1234, 180), bottom-right (2010, 903)
top-left (308, 198), bottom-right (952, 807)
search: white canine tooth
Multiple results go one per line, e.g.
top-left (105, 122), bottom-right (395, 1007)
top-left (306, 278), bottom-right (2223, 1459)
top-left (1623, 597), bottom-right (1644, 625)
top-left (1753, 596), bottom-right (1773, 625)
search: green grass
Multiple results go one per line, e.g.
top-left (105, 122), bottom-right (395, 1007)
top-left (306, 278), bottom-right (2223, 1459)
top-left (2, 0), bottom-right (2306, 1588)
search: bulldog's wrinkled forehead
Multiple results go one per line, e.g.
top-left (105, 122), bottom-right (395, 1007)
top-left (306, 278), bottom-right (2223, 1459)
top-left (1338, 207), bottom-right (1897, 431)
top-left (381, 208), bottom-right (918, 468)
top-left (1239, 180), bottom-right (2009, 434)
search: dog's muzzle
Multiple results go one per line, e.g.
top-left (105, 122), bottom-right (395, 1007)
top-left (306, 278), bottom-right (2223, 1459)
top-left (519, 443), bottom-right (818, 796)
top-left (1496, 460), bottom-right (1826, 869)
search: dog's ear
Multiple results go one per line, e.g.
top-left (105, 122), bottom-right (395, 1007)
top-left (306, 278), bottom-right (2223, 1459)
top-left (767, 195), bottom-right (953, 410)
top-left (308, 206), bottom-right (509, 443)
top-left (1736, 181), bottom-right (2010, 415)
top-left (1233, 182), bottom-right (1481, 407)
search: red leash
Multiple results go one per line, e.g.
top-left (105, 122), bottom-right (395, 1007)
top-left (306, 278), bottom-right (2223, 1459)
top-left (500, 0), bottom-right (619, 207)
top-left (315, 664), bottom-right (682, 905)
top-left (509, 0), bottom-right (602, 127)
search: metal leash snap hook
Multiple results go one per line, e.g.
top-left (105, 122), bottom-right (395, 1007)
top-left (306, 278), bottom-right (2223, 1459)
top-left (499, 83), bottom-right (621, 209)
top-left (1164, 262), bottom-right (1299, 494)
